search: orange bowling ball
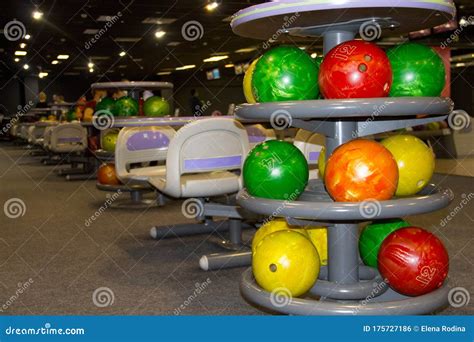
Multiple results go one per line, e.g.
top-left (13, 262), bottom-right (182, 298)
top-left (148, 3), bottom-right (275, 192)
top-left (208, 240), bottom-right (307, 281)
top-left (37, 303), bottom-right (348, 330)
top-left (97, 163), bottom-right (121, 185)
top-left (324, 139), bottom-right (398, 202)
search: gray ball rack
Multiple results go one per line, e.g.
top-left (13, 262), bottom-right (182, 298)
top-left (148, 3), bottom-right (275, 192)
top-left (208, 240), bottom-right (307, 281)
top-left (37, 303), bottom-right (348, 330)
top-left (231, 0), bottom-right (456, 315)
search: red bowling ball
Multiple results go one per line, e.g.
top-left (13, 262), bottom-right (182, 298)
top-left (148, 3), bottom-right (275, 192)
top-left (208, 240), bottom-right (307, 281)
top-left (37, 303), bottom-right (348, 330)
top-left (378, 227), bottom-right (449, 297)
top-left (319, 40), bottom-right (392, 99)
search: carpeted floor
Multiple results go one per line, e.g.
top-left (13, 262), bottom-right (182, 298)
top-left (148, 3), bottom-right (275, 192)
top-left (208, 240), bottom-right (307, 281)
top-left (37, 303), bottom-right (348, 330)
top-left (0, 143), bottom-right (473, 315)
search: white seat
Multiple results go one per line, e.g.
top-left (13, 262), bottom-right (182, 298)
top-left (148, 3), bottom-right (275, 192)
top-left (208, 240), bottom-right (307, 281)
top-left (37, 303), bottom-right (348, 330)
top-left (148, 118), bottom-right (249, 198)
top-left (49, 123), bottom-right (88, 153)
top-left (294, 129), bottom-right (325, 179)
top-left (245, 124), bottom-right (276, 148)
top-left (115, 126), bottom-right (176, 184)
top-left (43, 126), bottom-right (54, 149)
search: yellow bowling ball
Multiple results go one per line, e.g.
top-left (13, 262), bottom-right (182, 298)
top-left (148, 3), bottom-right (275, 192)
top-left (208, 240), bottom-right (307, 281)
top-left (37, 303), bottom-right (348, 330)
top-left (318, 146), bottom-right (326, 178)
top-left (253, 230), bottom-right (320, 297)
top-left (306, 227), bottom-right (328, 266)
top-left (83, 107), bottom-right (94, 122)
top-left (381, 135), bottom-right (435, 196)
top-left (243, 58), bottom-right (259, 104)
top-left (252, 218), bottom-right (309, 254)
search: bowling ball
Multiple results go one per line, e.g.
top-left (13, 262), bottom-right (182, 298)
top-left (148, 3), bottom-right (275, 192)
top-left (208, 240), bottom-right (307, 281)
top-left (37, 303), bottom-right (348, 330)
top-left (359, 219), bottom-right (411, 268)
top-left (388, 43), bottom-right (445, 97)
top-left (115, 96), bottom-right (139, 116)
top-left (306, 227), bottom-right (328, 266)
top-left (66, 109), bottom-right (76, 122)
top-left (318, 146), bottom-right (326, 178)
top-left (378, 227), bottom-right (449, 296)
top-left (325, 139), bottom-right (398, 202)
top-left (426, 122), bottom-right (441, 131)
top-left (97, 163), bottom-right (121, 185)
top-left (252, 219), bottom-right (327, 265)
top-left (253, 230), bottom-right (320, 297)
top-left (381, 135), bottom-right (435, 196)
top-left (243, 58), bottom-right (259, 103)
top-left (101, 130), bottom-right (119, 152)
top-left (252, 45), bottom-right (319, 102)
top-left (82, 107), bottom-right (94, 122)
top-left (95, 97), bottom-right (117, 116)
top-left (143, 96), bottom-right (170, 117)
top-left (252, 219), bottom-right (309, 254)
top-left (243, 140), bottom-right (309, 200)
top-left (319, 40), bottom-right (392, 99)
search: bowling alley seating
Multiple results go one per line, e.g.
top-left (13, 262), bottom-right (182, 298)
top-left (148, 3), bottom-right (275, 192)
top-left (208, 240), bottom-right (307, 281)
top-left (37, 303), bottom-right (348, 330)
top-left (294, 129), bottom-right (325, 179)
top-left (245, 124), bottom-right (276, 148)
top-left (45, 122), bottom-right (91, 179)
top-left (95, 125), bottom-right (177, 209)
top-left (148, 118), bottom-right (258, 270)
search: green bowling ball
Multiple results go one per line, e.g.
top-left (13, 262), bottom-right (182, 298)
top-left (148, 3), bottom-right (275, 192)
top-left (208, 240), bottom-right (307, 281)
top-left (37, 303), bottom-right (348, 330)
top-left (66, 109), bottom-right (76, 122)
top-left (252, 45), bottom-right (319, 102)
top-left (143, 96), bottom-right (170, 117)
top-left (243, 140), bottom-right (309, 200)
top-left (102, 130), bottom-right (119, 152)
top-left (387, 43), bottom-right (445, 97)
top-left (115, 96), bottom-right (138, 116)
top-left (96, 97), bottom-right (117, 116)
top-left (359, 219), bottom-right (411, 268)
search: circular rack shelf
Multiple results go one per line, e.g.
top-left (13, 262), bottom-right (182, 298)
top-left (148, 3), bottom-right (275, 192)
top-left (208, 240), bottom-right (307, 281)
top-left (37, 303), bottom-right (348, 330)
top-left (231, 0), bottom-right (456, 315)
top-left (91, 81), bottom-right (173, 91)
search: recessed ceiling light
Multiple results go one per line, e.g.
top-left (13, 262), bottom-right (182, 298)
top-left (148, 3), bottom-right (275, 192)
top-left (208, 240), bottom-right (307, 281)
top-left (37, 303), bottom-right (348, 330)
top-left (175, 64), bottom-right (196, 70)
top-left (234, 47), bottom-right (257, 53)
top-left (57, 55), bottom-right (69, 60)
top-left (89, 68), bottom-right (94, 73)
top-left (51, 60), bottom-right (59, 65)
top-left (15, 51), bottom-right (27, 56)
top-left (154, 30), bottom-right (166, 38)
top-left (311, 52), bottom-right (318, 58)
top-left (119, 51), bottom-right (126, 57)
top-left (225, 64), bottom-right (234, 68)
top-left (167, 42), bottom-right (180, 47)
top-left (206, 1), bottom-right (219, 11)
top-left (24, 34), bottom-right (31, 40)
top-left (203, 55), bottom-right (228, 62)
top-left (39, 72), bottom-right (48, 78)
top-left (23, 64), bottom-right (29, 70)
top-left (14, 58), bottom-right (20, 62)
top-left (33, 11), bottom-right (43, 20)
top-left (88, 62), bottom-right (94, 68)
top-left (157, 71), bottom-right (171, 75)
top-left (19, 43), bottom-right (26, 49)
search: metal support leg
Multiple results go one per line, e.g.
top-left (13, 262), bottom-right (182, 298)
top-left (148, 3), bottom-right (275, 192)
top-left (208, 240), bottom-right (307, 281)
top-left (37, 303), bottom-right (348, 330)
top-left (328, 223), bottom-right (359, 284)
top-left (130, 191), bottom-right (142, 203)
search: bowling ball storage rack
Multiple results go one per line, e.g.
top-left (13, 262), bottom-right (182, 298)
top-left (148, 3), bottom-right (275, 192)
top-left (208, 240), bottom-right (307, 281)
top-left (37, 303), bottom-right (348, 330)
top-left (231, 0), bottom-right (456, 315)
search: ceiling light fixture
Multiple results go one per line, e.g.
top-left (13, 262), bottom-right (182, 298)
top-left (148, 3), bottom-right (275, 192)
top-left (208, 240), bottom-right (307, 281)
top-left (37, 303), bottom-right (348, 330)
top-left (119, 51), bottom-right (126, 57)
top-left (23, 64), bottom-right (29, 70)
top-left (157, 71), bottom-right (172, 75)
top-left (33, 11), bottom-right (43, 20)
top-left (57, 55), bottom-right (69, 60)
top-left (311, 52), bottom-right (318, 58)
top-left (14, 58), bottom-right (20, 62)
top-left (24, 34), bottom-right (31, 40)
top-left (15, 51), bottom-right (27, 56)
top-left (88, 62), bottom-right (94, 68)
top-left (39, 72), bottom-right (48, 78)
top-left (224, 64), bottom-right (234, 68)
top-left (154, 30), bottom-right (166, 38)
top-left (20, 43), bottom-right (26, 49)
top-left (51, 60), bottom-right (59, 65)
top-left (203, 55), bottom-right (229, 62)
top-left (89, 68), bottom-right (94, 73)
top-left (175, 64), bottom-right (196, 70)
top-left (205, 1), bottom-right (219, 11)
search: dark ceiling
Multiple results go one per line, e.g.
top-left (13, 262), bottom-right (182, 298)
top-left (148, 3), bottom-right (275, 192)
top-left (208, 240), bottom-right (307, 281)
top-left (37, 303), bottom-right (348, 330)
top-left (0, 0), bottom-right (473, 82)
